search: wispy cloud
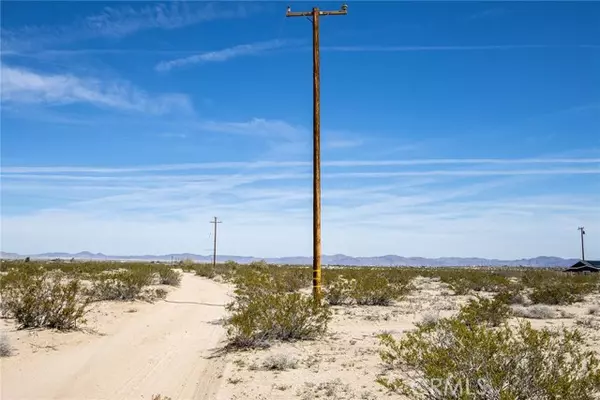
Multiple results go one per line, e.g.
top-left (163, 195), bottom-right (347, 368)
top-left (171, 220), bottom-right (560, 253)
top-left (0, 63), bottom-right (192, 114)
top-left (2, 161), bottom-right (598, 258)
top-left (3, 158), bottom-right (597, 174)
top-left (1, 2), bottom-right (255, 53)
top-left (155, 39), bottom-right (293, 72)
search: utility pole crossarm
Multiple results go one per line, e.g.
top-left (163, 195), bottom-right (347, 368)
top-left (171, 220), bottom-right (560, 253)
top-left (286, 4), bottom-right (348, 18)
top-left (286, 10), bottom-right (347, 17)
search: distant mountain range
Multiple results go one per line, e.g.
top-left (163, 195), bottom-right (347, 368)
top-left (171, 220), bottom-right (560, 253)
top-left (0, 251), bottom-right (579, 267)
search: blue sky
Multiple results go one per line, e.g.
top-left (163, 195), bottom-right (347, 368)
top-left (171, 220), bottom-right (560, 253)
top-left (1, 1), bottom-right (599, 259)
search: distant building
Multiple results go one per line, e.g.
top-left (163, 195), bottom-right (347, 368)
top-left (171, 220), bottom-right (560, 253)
top-left (563, 260), bottom-right (600, 273)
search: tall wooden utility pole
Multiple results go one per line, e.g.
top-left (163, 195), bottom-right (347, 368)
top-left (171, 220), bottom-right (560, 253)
top-left (211, 217), bottom-right (222, 267)
top-left (286, 3), bottom-right (348, 302)
top-left (578, 226), bottom-right (586, 260)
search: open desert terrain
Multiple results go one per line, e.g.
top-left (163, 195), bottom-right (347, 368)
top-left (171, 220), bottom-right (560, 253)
top-left (1, 261), bottom-right (600, 400)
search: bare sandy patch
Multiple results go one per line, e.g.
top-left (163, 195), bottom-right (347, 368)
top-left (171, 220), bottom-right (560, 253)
top-left (1, 273), bottom-right (231, 400)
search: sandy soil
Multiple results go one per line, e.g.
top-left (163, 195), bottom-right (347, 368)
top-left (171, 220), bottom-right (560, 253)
top-left (1, 273), bottom-right (231, 400)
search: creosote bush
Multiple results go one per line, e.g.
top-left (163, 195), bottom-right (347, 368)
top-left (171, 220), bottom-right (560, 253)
top-left (89, 269), bottom-right (155, 301)
top-left (456, 294), bottom-right (512, 327)
top-left (225, 268), bottom-right (330, 349)
top-left (377, 308), bottom-right (600, 399)
top-left (324, 269), bottom-right (412, 306)
top-left (0, 268), bottom-right (90, 330)
top-left (225, 291), bottom-right (331, 348)
top-left (157, 267), bottom-right (182, 287)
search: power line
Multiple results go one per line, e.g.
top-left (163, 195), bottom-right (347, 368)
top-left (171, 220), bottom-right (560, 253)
top-left (286, 3), bottom-right (348, 302)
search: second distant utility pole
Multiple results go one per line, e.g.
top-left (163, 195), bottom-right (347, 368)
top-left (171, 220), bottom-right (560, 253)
top-left (286, 3), bottom-right (348, 302)
top-left (578, 226), bottom-right (585, 260)
top-left (211, 217), bottom-right (222, 267)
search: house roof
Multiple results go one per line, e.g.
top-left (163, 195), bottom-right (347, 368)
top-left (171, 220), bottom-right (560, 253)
top-left (564, 260), bottom-right (600, 271)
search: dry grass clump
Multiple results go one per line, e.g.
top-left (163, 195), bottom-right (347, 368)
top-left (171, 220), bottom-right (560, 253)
top-left (512, 305), bottom-right (557, 319)
top-left (261, 353), bottom-right (299, 370)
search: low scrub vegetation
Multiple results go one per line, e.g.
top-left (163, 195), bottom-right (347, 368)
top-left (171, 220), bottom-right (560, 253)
top-left (439, 270), bottom-right (514, 295)
top-left (224, 268), bottom-right (330, 349)
top-left (324, 269), bottom-right (412, 306)
top-left (377, 303), bottom-right (600, 399)
top-left (455, 295), bottom-right (512, 327)
top-left (0, 268), bottom-right (90, 330)
top-left (157, 267), bottom-right (182, 287)
top-left (89, 269), bottom-right (155, 301)
top-left (225, 290), bottom-right (331, 349)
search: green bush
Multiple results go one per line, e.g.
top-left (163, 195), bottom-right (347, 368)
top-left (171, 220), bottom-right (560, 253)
top-left (456, 295), bottom-right (512, 327)
top-left (0, 268), bottom-right (90, 330)
top-left (224, 268), bottom-right (330, 348)
top-left (352, 272), bottom-right (408, 306)
top-left (194, 264), bottom-right (216, 279)
top-left (324, 270), bottom-right (411, 306)
top-left (157, 267), bottom-right (182, 287)
top-left (89, 269), bottom-right (155, 301)
top-left (377, 315), bottom-right (600, 399)
top-left (439, 270), bottom-right (513, 295)
top-left (225, 291), bottom-right (331, 348)
top-left (530, 283), bottom-right (580, 305)
top-left (324, 276), bottom-right (355, 305)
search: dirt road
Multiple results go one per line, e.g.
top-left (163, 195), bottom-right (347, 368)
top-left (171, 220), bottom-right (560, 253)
top-left (1, 274), bottom-right (231, 400)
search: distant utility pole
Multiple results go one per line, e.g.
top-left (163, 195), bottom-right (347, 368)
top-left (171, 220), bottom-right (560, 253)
top-left (578, 226), bottom-right (586, 260)
top-left (286, 3), bottom-right (348, 302)
top-left (211, 217), bottom-right (222, 268)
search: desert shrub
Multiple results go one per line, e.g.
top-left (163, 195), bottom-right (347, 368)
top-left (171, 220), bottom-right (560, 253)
top-left (157, 268), bottom-right (182, 287)
top-left (352, 272), bottom-right (408, 306)
top-left (456, 295), bottom-right (512, 327)
top-left (325, 276), bottom-right (355, 305)
top-left (276, 267), bottom-right (311, 292)
top-left (261, 354), bottom-right (298, 370)
top-left (530, 283), bottom-right (582, 305)
top-left (512, 305), bottom-right (557, 319)
top-left (89, 269), bottom-right (154, 301)
top-left (0, 268), bottom-right (89, 330)
top-left (416, 312), bottom-right (441, 329)
top-left (377, 315), bottom-right (600, 399)
top-left (225, 274), bottom-right (331, 348)
top-left (522, 271), bottom-right (597, 306)
top-left (0, 334), bottom-right (14, 357)
top-left (324, 269), bottom-right (411, 306)
top-left (439, 270), bottom-right (512, 295)
top-left (194, 264), bottom-right (216, 279)
top-left (496, 285), bottom-right (529, 305)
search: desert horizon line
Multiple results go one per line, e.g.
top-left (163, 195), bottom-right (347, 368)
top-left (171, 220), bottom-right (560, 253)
top-left (0, 250), bottom-right (582, 261)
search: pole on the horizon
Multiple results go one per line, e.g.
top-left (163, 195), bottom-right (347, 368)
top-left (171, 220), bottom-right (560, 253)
top-left (286, 3), bottom-right (347, 303)
top-left (578, 227), bottom-right (586, 260)
top-left (211, 217), bottom-right (222, 268)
